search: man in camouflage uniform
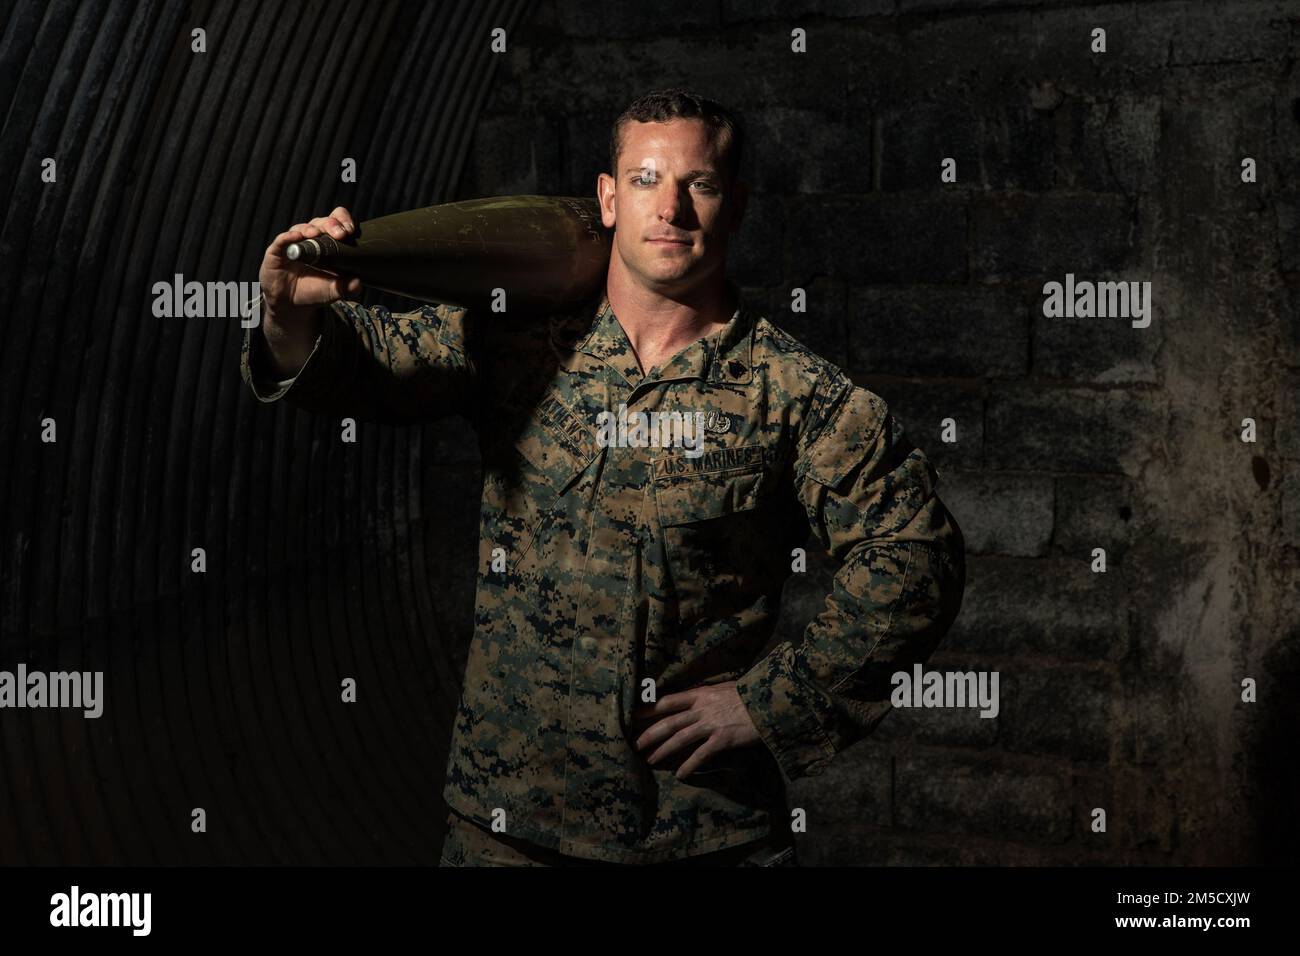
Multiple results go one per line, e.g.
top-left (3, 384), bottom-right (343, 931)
top-left (241, 89), bottom-right (966, 866)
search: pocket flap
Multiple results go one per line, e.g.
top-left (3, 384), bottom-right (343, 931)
top-left (652, 444), bottom-right (772, 525)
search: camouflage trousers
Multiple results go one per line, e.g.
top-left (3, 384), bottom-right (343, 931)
top-left (438, 811), bottom-right (798, 867)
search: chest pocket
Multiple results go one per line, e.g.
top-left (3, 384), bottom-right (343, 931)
top-left (489, 391), bottom-right (598, 571)
top-left (651, 443), bottom-right (771, 526)
top-left (650, 444), bottom-right (784, 619)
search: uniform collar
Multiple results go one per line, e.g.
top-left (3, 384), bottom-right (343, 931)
top-left (551, 278), bottom-right (755, 387)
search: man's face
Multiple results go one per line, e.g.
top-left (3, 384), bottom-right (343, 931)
top-left (598, 117), bottom-right (745, 294)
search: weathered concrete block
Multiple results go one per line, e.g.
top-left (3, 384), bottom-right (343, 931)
top-left (1167, 2), bottom-right (1292, 66)
top-left (795, 744), bottom-right (893, 829)
top-left (546, 0), bottom-right (722, 37)
top-left (985, 386), bottom-right (1167, 475)
top-left (729, 192), bottom-right (786, 285)
top-left (468, 114), bottom-right (563, 196)
top-left (998, 667), bottom-right (1115, 762)
top-left (873, 689), bottom-right (1001, 747)
top-left (971, 193), bottom-right (1136, 281)
top-left (1055, 94), bottom-right (1161, 195)
top-left (850, 285), bottom-right (1030, 379)
top-left (943, 556), bottom-right (1129, 662)
top-left (1033, 295), bottom-right (1163, 384)
top-left (742, 107), bottom-right (873, 195)
top-left (879, 99), bottom-right (983, 192)
top-left (1053, 474), bottom-right (1139, 559)
top-left (724, 0), bottom-right (895, 20)
top-left (895, 751), bottom-right (1072, 842)
top-left (790, 196), bottom-right (967, 283)
top-left (1278, 370), bottom-right (1300, 460)
top-left (938, 469), bottom-right (1054, 557)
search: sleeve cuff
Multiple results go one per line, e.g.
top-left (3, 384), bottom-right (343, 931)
top-left (240, 308), bottom-right (329, 403)
top-left (735, 642), bottom-right (839, 783)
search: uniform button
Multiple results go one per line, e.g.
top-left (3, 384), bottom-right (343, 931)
top-left (728, 360), bottom-right (745, 378)
top-left (579, 636), bottom-right (598, 653)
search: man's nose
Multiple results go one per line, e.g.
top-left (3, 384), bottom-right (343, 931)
top-left (659, 184), bottom-right (685, 221)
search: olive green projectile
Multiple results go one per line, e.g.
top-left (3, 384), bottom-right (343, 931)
top-left (284, 195), bottom-right (612, 313)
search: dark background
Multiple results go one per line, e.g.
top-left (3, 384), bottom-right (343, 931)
top-left (1, 0), bottom-right (1296, 865)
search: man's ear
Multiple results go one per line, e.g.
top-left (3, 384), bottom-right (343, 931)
top-left (597, 172), bottom-right (616, 229)
top-left (728, 178), bottom-right (748, 232)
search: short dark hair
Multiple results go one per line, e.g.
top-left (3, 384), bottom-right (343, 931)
top-left (609, 88), bottom-right (744, 187)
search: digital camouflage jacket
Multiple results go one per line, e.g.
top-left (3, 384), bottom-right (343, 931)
top-left (240, 280), bottom-right (966, 863)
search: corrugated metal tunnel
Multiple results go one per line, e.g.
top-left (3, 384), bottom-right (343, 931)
top-left (1, 0), bottom-right (531, 864)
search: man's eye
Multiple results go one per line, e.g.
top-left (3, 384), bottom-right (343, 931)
top-left (631, 175), bottom-right (715, 191)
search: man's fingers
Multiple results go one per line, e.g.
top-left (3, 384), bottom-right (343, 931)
top-left (267, 213), bottom-right (354, 261)
top-left (309, 215), bottom-right (350, 241)
top-left (675, 741), bottom-right (720, 780)
top-left (270, 228), bottom-right (305, 247)
top-left (329, 206), bottom-right (355, 232)
top-left (634, 710), bottom-right (698, 752)
top-left (265, 229), bottom-right (308, 262)
top-left (333, 274), bottom-right (363, 297)
top-left (632, 689), bottom-right (696, 721)
top-left (645, 720), bottom-right (711, 766)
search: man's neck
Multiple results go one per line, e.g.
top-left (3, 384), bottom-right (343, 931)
top-left (604, 265), bottom-right (736, 376)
